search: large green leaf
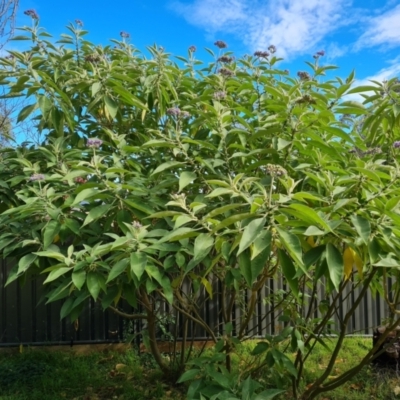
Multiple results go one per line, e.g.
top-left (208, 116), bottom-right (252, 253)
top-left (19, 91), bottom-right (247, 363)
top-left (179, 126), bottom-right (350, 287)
top-left (158, 227), bottom-right (199, 243)
top-left (278, 249), bottom-right (299, 297)
top-left (351, 215), bottom-right (371, 244)
top-left (239, 249), bottom-right (252, 287)
top-left (151, 161), bottom-right (185, 175)
top-left (44, 267), bottom-right (72, 284)
top-left (72, 270), bottom-right (86, 290)
top-left (83, 204), bottom-right (112, 226)
top-left (18, 254), bottom-right (37, 274)
top-left (326, 243), bottom-right (343, 290)
top-left (238, 217), bottom-right (266, 256)
top-left (43, 220), bottom-right (61, 249)
top-left (276, 227), bottom-right (305, 272)
top-left (179, 171), bottom-right (196, 192)
top-left (107, 258), bottom-right (130, 283)
top-left (251, 230), bottom-right (272, 260)
top-left (72, 188), bottom-right (100, 206)
top-left (186, 233), bottom-right (214, 273)
top-left (130, 252), bottom-right (147, 279)
top-left (86, 272), bottom-right (102, 301)
top-left (288, 204), bottom-right (330, 231)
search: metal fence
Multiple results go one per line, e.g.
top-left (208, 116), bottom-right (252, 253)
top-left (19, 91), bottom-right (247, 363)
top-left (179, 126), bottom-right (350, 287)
top-left (0, 259), bottom-right (391, 346)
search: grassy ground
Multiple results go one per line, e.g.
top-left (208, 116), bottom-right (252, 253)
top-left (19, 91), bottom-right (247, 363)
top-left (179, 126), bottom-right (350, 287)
top-left (0, 347), bottom-right (186, 400)
top-left (0, 338), bottom-right (400, 399)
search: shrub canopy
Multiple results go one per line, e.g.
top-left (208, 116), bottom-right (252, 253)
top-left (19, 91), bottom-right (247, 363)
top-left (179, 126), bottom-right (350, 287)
top-left (1, 18), bottom-right (400, 400)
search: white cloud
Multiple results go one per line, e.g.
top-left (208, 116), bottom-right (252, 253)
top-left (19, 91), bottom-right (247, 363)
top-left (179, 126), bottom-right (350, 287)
top-left (345, 58), bottom-right (400, 102)
top-left (355, 4), bottom-right (400, 49)
top-left (170, 0), bottom-right (350, 58)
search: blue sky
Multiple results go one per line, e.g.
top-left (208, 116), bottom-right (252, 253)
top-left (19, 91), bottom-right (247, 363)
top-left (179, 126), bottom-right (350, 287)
top-left (11, 0), bottom-right (400, 88)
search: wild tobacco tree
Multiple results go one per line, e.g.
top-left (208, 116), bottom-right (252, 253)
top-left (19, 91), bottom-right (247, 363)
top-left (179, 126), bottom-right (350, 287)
top-left (1, 12), bottom-right (400, 400)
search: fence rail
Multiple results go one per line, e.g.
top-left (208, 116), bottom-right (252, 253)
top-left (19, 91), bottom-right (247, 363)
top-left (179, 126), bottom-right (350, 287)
top-left (0, 259), bottom-right (391, 346)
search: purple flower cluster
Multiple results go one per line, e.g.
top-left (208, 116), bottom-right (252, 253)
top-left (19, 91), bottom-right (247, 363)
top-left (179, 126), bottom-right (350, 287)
top-left (218, 55), bottom-right (233, 63)
top-left (85, 54), bottom-right (101, 63)
top-left (75, 19), bottom-right (83, 26)
top-left (297, 71), bottom-right (311, 81)
top-left (166, 108), bottom-right (190, 118)
top-left (219, 68), bottom-right (234, 77)
top-left (188, 45), bottom-right (197, 53)
top-left (213, 91), bottom-right (227, 100)
top-left (29, 173), bottom-right (45, 182)
top-left (24, 9), bottom-right (39, 19)
top-left (254, 51), bottom-right (269, 58)
top-left (268, 45), bottom-right (277, 54)
top-left (263, 164), bottom-right (287, 177)
top-left (214, 40), bottom-right (227, 49)
top-left (316, 50), bottom-right (325, 56)
top-left (87, 138), bottom-right (103, 148)
top-left (349, 147), bottom-right (382, 157)
top-left (393, 141), bottom-right (400, 148)
top-left (120, 31), bottom-right (130, 39)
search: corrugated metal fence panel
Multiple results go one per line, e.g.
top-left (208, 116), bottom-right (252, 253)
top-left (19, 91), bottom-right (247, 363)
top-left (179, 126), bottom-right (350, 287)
top-left (0, 260), bottom-right (131, 345)
top-left (0, 259), bottom-right (394, 345)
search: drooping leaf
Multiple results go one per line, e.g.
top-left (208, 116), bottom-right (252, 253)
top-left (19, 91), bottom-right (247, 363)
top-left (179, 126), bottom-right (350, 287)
top-left (179, 171), bottom-right (196, 192)
top-left (239, 249), bottom-right (252, 287)
top-left (251, 230), bottom-right (272, 260)
top-left (44, 267), bottom-right (72, 284)
top-left (343, 247), bottom-right (354, 281)
top-left (72, 270), bottom-right (86, 290)
top-left (83, 204), bottom-right (112, 226)
top-left (278, 249), bottom-right (299, 297)
top-left (237, 218), bottom-right (266, 256)
top-left (130, 252), bottom-right (147, 279)
top-left (276, 227), bottom-right (305, 272)
top-left (43, 220), bottom-right (61, 249)
top-left (326, 243), bottom-right (343, 290)
top-left (351, 215), bottom-right (371, 245)
top-left (18, 254), bottom-right (37, 274)
top-left (86, 272), bottom-right (102, 301)
top-left (107, 258), bottom-right (129, 283)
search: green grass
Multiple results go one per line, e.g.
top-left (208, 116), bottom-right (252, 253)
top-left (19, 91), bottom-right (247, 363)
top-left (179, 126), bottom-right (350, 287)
top-left (238, 337), bottom-right (400, 400)
top-left (0, 348), bottom-right (186, 400)
top-left (1, 339), bottom-right (400, 400)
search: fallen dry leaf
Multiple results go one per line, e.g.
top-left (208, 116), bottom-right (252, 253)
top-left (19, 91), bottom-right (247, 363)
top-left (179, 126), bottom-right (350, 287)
top-left (350, 383), bottom-right (362, 391)
top-left (115, 363), bottom-right (128, 371)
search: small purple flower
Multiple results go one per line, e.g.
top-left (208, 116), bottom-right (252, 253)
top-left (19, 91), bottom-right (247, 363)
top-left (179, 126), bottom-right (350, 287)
top-left (219, 68), bottom-right (234, 77)
top-left (268, 45), bottom-right (277, 54)
top-left (85, 54), bottom-right (101, 63)
top-left (393, 141), bottom-right (400, 148)
top-left (87, 138), bottom-right (103, 148)
top-left (254, 51), bottom-right (269, 58)
top-left (120, 31), bottom-right (130, 39)
top-left (24, 9), bottom-right (39, 20)
top-left (188, 45), bottom-right (197, 53)
top-left (166, 107), bottom-right (181, 117)
top-left (75, 19), bottom-right (83, 26)
top-left (218, 55), bottom-right (233, 63)
top-left (214, 40), bottom-right (227, 49)
top-left (317, 50), bottom-right (325, 56)
top-left (29, 173), bottom-right (45, 182)
top-left (166, 108), bottom-right (190, 119)
top-left (181, 111), bottom-right (190, 119)
top-left (297, 71), bottom-right (311, 81)
top-left (213, 91), bottom-right (227, 100)
top-left (283, 69), bottom-right (289, 74)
